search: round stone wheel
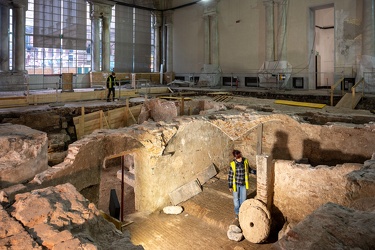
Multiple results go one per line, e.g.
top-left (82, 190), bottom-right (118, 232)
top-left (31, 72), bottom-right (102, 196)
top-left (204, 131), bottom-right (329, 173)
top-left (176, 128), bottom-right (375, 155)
top-left (245, 199), bottom-right (271, 220)
top-left (239, 199), bottom-right (271, 243)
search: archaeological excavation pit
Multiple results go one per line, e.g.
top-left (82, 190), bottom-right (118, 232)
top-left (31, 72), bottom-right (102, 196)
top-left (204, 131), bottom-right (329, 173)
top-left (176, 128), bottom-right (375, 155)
top-left (1, 96), bottom-right (375, 249)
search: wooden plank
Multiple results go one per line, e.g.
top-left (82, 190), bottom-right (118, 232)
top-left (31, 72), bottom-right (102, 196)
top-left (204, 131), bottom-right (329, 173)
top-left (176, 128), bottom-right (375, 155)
top-left (80, 107), bottom-right (85, 139)
top-left (159, 96), bottom-right (192, 100)
top-left (0, 97), bottom-right (28, 108)
top-left (180, 97), bottom-right (184, 116)
top-left (335, 93), bottom-right (362, 109)
top-left (275, 100), bottom-right (326, 109)
top-left (83, 119), bottom-right (102, 128)
top-left (207, 92), bottom-right (232, 96)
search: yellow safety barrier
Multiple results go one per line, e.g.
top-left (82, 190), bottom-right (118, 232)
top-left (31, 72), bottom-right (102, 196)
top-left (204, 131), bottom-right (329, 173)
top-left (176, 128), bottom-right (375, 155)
top-left (274, 100), bottom-right (326, 109)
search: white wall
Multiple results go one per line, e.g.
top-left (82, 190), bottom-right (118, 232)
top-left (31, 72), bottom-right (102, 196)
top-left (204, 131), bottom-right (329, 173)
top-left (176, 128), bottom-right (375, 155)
top-left (172, 0), bottom-right (364, 88)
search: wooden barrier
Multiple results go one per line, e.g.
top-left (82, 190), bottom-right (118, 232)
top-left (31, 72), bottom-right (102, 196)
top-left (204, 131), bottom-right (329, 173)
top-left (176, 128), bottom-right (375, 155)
top-left (89, 72), bottom-right (162, 88)
top-left (73, 104), bottom-right (142, 139)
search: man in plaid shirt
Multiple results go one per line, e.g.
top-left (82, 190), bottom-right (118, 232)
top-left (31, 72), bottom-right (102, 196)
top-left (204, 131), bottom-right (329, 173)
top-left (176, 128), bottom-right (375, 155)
top-left (228, 149), bottom-right (251, 219)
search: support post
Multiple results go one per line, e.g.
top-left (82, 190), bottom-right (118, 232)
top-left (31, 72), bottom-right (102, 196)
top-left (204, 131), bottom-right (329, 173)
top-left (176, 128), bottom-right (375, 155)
top-left (120, 155), bottom-right (124, 222)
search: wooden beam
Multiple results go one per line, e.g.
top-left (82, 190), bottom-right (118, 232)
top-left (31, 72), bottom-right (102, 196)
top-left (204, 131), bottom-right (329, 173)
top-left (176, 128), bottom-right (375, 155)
top-left (80, 107), bottom-right (85, 138)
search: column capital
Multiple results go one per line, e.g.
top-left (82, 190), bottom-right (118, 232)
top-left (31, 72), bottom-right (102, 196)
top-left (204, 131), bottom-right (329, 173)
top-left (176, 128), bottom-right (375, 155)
top-left (9, 0), bottom-right (28, 9)
top-left (203, 0), bottom-right (219, 16)
top-left (263, 0), bottom-right (274, 6)
top-left (164, 10), bottom-right (173, 25)
top-left (274, 0), bottom-right (287, 5)
top-left (89, 2), bottom-right (113, 20)
top-left (153, 12), bottom-right (162, 28)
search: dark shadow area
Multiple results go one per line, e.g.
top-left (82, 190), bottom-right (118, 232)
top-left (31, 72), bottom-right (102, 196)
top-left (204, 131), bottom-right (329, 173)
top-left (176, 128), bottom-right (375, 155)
top-left (109, 189), bottom-right (121, 219)
top-left (298, 111), bottom-right (375, 125)
top-left (303, 139), bottom-right (368, 166)
top-left (269, 204), bottom-right (286, 243)
top-left (272, 131), bottom-right (292, 161)
top-left (247, 190), bottom-right (257, 200)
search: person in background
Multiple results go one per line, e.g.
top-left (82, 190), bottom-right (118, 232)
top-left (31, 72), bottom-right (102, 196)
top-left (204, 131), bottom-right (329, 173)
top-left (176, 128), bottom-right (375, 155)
top-left (228, 149), bottom-right (251, 219)
top-left (106, 71), bottom-right (116, 102)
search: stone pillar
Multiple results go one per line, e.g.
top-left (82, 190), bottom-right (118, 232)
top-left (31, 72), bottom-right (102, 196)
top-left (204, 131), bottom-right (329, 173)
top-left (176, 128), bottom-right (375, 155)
top-left (211, 13), bottom-right (219, 65)
top-left (153, 12), bottom-right (162, 72)
top-left (256, 154), bottom-right (274, 211)
top-left (204, 16), bottom-right (210, 64)
top-left (90, 3), bottom-right (112, 72)
top-left (90, 4), bottom-right (101, 72)
top-left (357, 0), bottom-right (375, 86)
top-left (165, 11), bottom-right (173, 72)
top-left (275, 0), bottom-right (287, 61)
top-left (362, 0), bottom-right (375, 57)
top-left (13, 5), bottom-right (26, 72)
top-left (102, 14), bottom-right (111, 72)
top-left (203, 0), bottom-right (219, 66)
top-left (0, 6), bottom-right (10, 72)
top-left (263, 0), bottom-right (275, 62)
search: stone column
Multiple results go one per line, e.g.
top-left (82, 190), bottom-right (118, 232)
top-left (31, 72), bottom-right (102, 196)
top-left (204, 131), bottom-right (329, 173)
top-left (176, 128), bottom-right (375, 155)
top-left (357, 0), bottom-right (375, 85)
top-left (275, 0), bottom-right (287, 61)
top-left (102, 13), bottom-right (111, 72)
top-left (90, 4), bottom-right (101, 72)
top-left (0, 6), bottom-right (10, 72)
top-left (204, 16), bottom-right (210, 64)
top-left (13, 5), bottom-right (26, 72)
top-left (153, 12), bottom-right (162, 72)
top-left (256, 154), bottom-right (274, 211)
top-left (211, 13), bottom-right (219, 65)
top-left (263, 0), bottom-right (275, 62)
top-left (362, 0), bottom-right (375, 57)
top-left (165, 11), bottom-right (173, 72)
top-left (203, 0), bottom-right (219, 66)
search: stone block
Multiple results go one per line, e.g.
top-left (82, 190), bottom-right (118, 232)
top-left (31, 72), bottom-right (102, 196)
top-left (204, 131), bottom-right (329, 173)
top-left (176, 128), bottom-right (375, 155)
top-left (169, 179), bottom-right (202, 205)
top-left (194, 164), bottom-right (217, 185)
top-left (273, 203), bottom-right (375, 250)
top-left (0, 123), bottom-right (48, 188)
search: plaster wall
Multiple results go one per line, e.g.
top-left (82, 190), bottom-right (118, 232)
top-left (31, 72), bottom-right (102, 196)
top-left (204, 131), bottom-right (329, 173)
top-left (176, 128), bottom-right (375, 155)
top-left (173, 4), bottom-right (205, 74)
top-left (225, 114), bottom-right (375, 167)
top-left (134, 120), bottom-right (233, 211)
top-left (272, 160), bottom-right (374, 224)
top-left (172, 0), bottom-right (364, 85)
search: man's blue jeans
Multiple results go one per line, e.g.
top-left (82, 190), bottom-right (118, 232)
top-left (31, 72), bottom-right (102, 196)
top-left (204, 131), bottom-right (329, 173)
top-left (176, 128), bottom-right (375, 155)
top-left (232, 185), bottom-right (247, 216)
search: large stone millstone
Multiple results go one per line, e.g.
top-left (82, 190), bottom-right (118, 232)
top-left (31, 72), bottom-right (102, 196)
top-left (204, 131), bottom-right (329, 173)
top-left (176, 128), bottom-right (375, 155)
top-left (239, 199), bottom-right (271, 243)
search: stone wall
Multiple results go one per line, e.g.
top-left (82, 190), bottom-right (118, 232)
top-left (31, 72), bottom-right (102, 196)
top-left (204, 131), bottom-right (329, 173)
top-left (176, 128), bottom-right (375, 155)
top-left (0, 124), bottom-right (48, 189)
top-left (273, 202), bottom-right (375, 250)
top-left (0, 183), bottom-right (143, 249)
top-left (2, 111), bottom-right (374, 215)
top-left (273, 160), bottom-right (365, 223)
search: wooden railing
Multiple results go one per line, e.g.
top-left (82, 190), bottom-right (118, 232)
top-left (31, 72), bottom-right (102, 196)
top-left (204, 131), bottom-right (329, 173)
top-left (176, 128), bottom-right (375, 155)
top-left (330, 77), bottom-right (344, 106)
top-left (351, 77), bottom-right (364, 109)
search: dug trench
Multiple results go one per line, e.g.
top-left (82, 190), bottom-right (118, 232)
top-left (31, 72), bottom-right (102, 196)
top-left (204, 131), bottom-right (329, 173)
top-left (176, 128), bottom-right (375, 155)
top-left (1, 94), bottom-right (375, 249)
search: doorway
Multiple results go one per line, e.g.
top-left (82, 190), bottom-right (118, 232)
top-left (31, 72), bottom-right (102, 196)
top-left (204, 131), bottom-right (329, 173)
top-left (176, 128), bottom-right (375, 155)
top-left (313, 6), bottom-right (335, 89)
top-left (99, 154), bottom-right (136, 220)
